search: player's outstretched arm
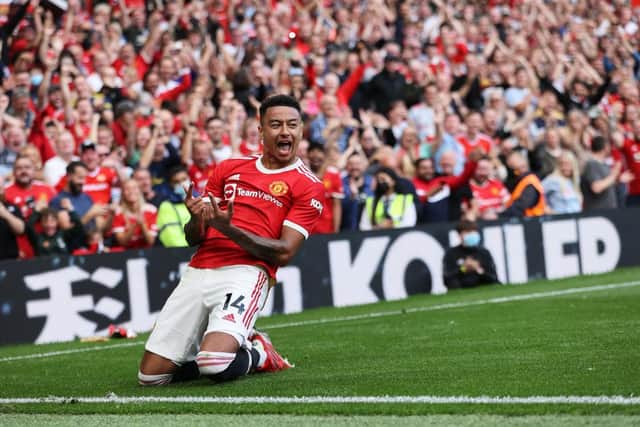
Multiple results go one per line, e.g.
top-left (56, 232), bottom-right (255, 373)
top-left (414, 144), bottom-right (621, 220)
top-left (207, 193), bottom-right (305, 266)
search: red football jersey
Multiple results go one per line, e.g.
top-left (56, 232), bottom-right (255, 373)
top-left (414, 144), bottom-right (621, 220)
top-left (57, 167), bottom-right (118, 204)
top-left (189, 156), bottom-right (325, 277)
top-left (4, 181), bottom-right (56, 219)
top-left (470, 178), bottom-right (510, 214)
top-left (188, 163), bottom-right (216, 195)
top-left (239, 140), bottom-right (262, 156)
top-left (622, 139), bottom-right (640, 195)
top-left (312, 166), bottom-right (344, 234)
top-left (4, 181), bottom-right (56, 259)
top-left (111, 204), bottom-right (158, 249)
top-left (457, 133), bottom-right (493, 157)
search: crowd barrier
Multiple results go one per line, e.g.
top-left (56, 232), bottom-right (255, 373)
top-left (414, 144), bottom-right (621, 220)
top-left (1, 208), bottom-right (638, 346)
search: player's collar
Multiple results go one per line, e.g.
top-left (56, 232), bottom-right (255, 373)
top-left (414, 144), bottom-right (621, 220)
top-left (256, 156), bottom-right (302, 174)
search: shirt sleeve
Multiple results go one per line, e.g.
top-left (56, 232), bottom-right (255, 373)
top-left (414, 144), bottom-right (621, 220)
top-left (145, 208), bottom-right (158, 236)
top-left (204, 160), bottom-right (225, 200)
top-left (283, 182), bottom-right (324, 239)
top-left (111, 212), bottom-right (126, 234)
top-left (330, 172), bottom-right (345, 199)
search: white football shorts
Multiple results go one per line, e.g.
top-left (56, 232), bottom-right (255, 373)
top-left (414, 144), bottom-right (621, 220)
top-left (145, 264), bottom-right (270, 364)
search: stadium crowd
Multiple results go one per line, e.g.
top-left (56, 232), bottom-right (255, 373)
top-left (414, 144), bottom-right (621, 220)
top-left (1, 0), bottom-right (640, 260)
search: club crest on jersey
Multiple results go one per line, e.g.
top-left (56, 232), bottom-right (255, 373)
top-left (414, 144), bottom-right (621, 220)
top-left (269, 180), bottom-right (289, 197)
top-left (224, 183), bottom-right (237, 200)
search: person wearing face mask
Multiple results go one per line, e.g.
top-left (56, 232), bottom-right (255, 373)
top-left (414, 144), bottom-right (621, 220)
top-left (443, 220), bottom-right (499, 290)
top-left (156, 166), bottom-right (191, 247)
top-left (359, 167), bottom-right (417, 231)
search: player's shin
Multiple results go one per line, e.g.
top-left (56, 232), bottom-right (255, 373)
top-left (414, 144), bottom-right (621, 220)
top-left (197, 348), bottom-right (262, 382)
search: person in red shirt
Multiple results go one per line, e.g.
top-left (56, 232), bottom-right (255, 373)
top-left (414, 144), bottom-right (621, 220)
top-left (307, 143), bottom-right (344, 234)
top-left (3, 155), bottom-right (56, 258)
top-left (619, 119), bottom-right (640, 205)
top-left (111, 179), bottom-right (157, 249)
top-left (56, 141), bottom-right (118, 204)
top-left (468, 157), bottom-right (510, 220)
top-left (456, 112), bottom-right (494, 157)
top-left (187, 141), bottom-right (216, 196)
top-left (238, 118), bottom-right (262, 156)
top-left (138, 94), bottom-right (324, 387)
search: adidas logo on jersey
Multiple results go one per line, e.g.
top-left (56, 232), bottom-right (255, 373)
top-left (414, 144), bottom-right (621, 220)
top-left (228, 174), bottom-right (241, 181)
top-left (222, 313), bottom-right (236, 322)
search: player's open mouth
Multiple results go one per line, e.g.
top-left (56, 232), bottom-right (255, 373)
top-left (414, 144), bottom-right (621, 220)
top-left (276, 141), bottom-right (292, 155)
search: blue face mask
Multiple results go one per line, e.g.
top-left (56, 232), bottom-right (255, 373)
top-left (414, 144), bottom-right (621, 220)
top-left (173, 182), bottom-right (187, 199)
top-left (31, 74), bottom-right (43, 86)
top-left (462, 231), bottom-right (481, 247)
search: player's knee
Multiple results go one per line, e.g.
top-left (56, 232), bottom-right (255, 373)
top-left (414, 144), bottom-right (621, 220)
top-left (196, 351), bottom-right (235, 377)
top-left (137, 370), bottom-right (173, 386)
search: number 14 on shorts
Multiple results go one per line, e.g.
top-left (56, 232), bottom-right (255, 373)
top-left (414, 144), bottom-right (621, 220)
top-left (223, 293), bottom-right (246, 315)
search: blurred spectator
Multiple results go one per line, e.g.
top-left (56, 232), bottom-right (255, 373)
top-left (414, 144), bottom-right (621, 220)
top-left (0, 175), bottom-right (25, 261)
top-left (617, 119), bottom-right (640, 206)
top-left (542, 150), bottom-right (582, 215)
top-left (206, 117), bottom-right (232, 164)
top-left (581, 136), bottom-right (631, 211)
top-left (340, 152), bottom-right (374, 232)
top-left (360, 167), bottom-right (416, 231)
top-left (414, 151), bottom-right (477, 223)
top-left (308, 143), bottom-right (344, 234)
top-left (0, 125), bottom-right (28, 178)
top-left (56, 140), bottom-right (118, 205)
top-left (43, 130), bottom-right (78, 186)
top-left (528, 128), bottom-right (562, 180)
top-left (132, 168), bottom-right (166, 207)
top-left (4, 155), bottom-right (56, 221)
top-left (367, 55), bottom-right (407, 115)
top-left (112, 179), bottom-right (158, 249)
top-left (157, 166), bottom-right (190, 248)
top-left (502, 152), bottom-right (546, 217)
top-left (181, 123), bottom-right (215, 195)
top-left (443, 220), bottom-right (499, 290)
top-left (408, 82), bottom-right (437, 143)
top-left (51, 161), bottom-right (109, 237)
top-left (469, 157), bottom-right (510, 220)
top-left (309, 94), bottom-right (354, 152)
top-left (25, 200), bottom-right (84, 256)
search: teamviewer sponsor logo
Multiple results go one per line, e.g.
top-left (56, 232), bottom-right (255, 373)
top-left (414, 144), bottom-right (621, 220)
top-left (236, 187), bottom-right (284, 208)
top-left (224, 183), bottom-right (237, 201)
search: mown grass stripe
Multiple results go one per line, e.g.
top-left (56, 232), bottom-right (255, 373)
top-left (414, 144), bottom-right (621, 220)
top-left (1, 395), bottom-right (639, 405)
top-left (2, 280), bottom-right (638, 363)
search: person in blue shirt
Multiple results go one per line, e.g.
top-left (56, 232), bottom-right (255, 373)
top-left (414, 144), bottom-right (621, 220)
top-left (51, 161), bottom-right (111, 250)
top-left (340, 152), bottom-right (374, 231)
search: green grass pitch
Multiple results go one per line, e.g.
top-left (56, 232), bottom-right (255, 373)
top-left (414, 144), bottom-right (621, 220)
top-left (1, 267), bottom-right (639, 426)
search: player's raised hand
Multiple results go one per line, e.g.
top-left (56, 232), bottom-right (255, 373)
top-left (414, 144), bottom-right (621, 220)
top-left (207, 192), bottom-right (233, 230)
top-left (184, 182), bottom-right (213, 221)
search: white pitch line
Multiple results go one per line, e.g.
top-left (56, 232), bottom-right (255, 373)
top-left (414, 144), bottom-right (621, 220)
top-left (0, 341), bottom-right (143, 363)
top-left (0, 395), bottom-right (639, 405)
top-left (1, 280), bottom-right (639, 363)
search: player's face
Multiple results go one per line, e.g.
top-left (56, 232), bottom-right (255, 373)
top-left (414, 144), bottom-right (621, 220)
top-left (259, 106), bottom-right (302, 168)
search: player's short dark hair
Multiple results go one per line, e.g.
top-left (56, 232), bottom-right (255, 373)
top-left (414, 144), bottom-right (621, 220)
top-left (591, 136), bottom-right (608, 153)
top-left (66, 160), bottom-right (88, 176)
top-left (456, 219), bottom-right (478, 233)
top-left (259, 94), bottom-right (301, 123)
